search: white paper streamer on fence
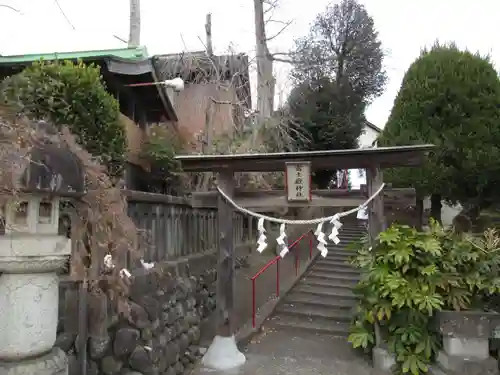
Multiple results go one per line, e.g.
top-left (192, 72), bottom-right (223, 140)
top-left (141, 259), bottom-right (155, 270)
top-left (120, 268), bottom-right (132, 278)
top-left (257, 217), bottom-right (267, 253)
top-left (104, 254), bottom-right (114, 270)
top-left (277, 223), bottom-right (289, 258)
top-left (103, 254), bottom-right (155, 279)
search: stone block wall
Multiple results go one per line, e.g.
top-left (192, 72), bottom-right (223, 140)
top-left (56, 252), bottom-right (217, 375)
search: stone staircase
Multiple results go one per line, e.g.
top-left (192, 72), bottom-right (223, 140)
top-left (267, 223), bottom-right (365, 336)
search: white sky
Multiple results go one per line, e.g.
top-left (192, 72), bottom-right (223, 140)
top-left (1, 0), bottom-right (500, 128)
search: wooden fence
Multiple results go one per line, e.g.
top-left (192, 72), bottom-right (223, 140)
top-left (58, 190), bottom-right (252, 273)
top-left (126, 190), bottom-right (249, 262)
top-left (56, 190), bottom-right (253, 375)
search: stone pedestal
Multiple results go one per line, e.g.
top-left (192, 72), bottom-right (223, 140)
top-left (0, 197), bottom-right (71, 375)
top-left (0, 348), bottom-right (67, 375)
top-left (435, 311), bottom-right (500, 375)
top-left (372, 347), bottom-right (395, 374)
top-left (435, 337), bottom-right (498, 375)
top-left (372, 324), bottom-right (396, 374)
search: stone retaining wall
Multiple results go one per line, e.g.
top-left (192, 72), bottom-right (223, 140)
top-left (56, 252), bottom-right (217, 375)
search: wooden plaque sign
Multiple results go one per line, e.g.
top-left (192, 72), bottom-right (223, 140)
top-left (285, 161), bottom-right (311, 202)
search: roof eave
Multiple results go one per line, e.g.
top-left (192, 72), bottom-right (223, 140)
top-left (364, 120), bottom-right (382, 133)
top-left (105, 57), bottom-right (178, 123)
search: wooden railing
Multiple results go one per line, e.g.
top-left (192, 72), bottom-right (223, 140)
top-left (126, 190), bottom-right (249, 263)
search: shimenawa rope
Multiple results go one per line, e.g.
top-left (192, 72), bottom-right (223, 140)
top-left (215, 183), bottom-right (385, 225)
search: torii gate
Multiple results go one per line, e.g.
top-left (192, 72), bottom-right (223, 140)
top-left (175, 144), bottom-right (434, 369)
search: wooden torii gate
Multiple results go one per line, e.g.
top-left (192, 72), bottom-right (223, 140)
top-left (175, 144), bottom-right (434, 369)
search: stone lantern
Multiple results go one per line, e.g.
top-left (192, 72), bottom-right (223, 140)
top-left (0, 124), bottom-right (84, 375)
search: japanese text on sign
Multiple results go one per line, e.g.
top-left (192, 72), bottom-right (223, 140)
top-left (286, 162), bottom-right (311, 202)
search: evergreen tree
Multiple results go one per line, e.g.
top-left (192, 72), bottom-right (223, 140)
top-left (380, 43), bottom-right (500, 224)
top-left (288, 0), bottom-right (386, 187)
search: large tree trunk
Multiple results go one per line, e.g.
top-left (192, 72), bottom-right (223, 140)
top-left (205, 14), bottom-right (213, 56)
top-left (459, 202), bottom-right (484, 228)
top-left (416, 197), bottom-right (424, 231)
top-left (253, 0), bottom-right (275, 120)
top-left (128, 0), bottom-right (141, 47)
top-left (430, 194), bottom-right (442, 224)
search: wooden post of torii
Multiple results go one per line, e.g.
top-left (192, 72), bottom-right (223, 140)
top-left (174, 145), bottom-right (434, 370)
top-left (215, 171), bottom-right (236, 337)
top-left (366, 165), bottom-right (386, 243)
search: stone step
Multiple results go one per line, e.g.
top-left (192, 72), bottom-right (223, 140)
top-left (276, 302), bottom-right (353, 322)
top-left (316, 255), bottom-right (355, 263)
top-left (293, 284), bottom-right (356, 300)
top-left (268, 314), bottom-right (350, 336)
top-left (284, 292), bottom-right (357, 310)
top-left (323, 247), bottom-right (357, 254)
top-left (331, 234), bottom-right (361, 240)
top-left (321, 250), bottom-right (357, 257)
top-left (339, 229), bottom-right (365, 234)
top-left (300, 277), bottom-right (356, 290)
top-left (330, 242), bottom-right (361, 250)
top-left (325, 244), bottom-right (357, 250)
top-left (322, 254), bottom-right (355, 262)
top-left (307, 271), bottom-right (359, 285)
top-left (311, 265), bottom-right (360, 276)
top-left (315, 259), bottom-right (356, 269)
top-left (322, 254), bottom-right (356, 262)
top-left (337, 235), bottom-right (364, 240)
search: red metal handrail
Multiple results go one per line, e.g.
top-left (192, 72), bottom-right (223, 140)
top-left (251, 229), bottom-right (314, 328)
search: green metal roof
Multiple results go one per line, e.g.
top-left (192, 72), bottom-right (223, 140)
top-left (0, 46), bottom-right (149, 65)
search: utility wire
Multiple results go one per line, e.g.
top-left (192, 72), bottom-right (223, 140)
top-left (52, 1), bottom-right (128, 46)
top-left (54, 0), bottom-right (75, 30)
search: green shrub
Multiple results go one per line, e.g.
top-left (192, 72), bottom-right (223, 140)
top-left (379, 43), bottom-right (500, 211)
top-left (1, 60), bottom-right (126, 176)
top-left (142, 123), bottom-right (187, 177)
top-left (349, 221), bottom-right (500, 374)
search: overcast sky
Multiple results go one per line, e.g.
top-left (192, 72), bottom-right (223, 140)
top-left (1, 0), bottom-right (499, 128)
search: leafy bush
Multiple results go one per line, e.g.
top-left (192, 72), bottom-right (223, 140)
top-left (349, 221), bottom-right (500, 374)
top-left (142, 123), bottom-right (188, 177)
top-left (1, 60), bottom-right (126, 176)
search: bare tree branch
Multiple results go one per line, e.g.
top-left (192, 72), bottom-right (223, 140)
top-left (0, 4), bottom-right (21, 13)
top-left (113, 35), bottom-right (127, 44)
top-left (263, 0), bottom-right (279, 14)
top-left (265, 19), bottom-right (293, 42)
top-left (268, 52), bottom-right (296, 64)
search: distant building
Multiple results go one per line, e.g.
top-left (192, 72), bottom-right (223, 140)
top-left (345, 120), bottom-right (382, 189)
top-left (358, 120), bottom-right (382, 148)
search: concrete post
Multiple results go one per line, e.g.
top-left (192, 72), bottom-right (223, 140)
top-left (0, 196), bottom-right (70, 375)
